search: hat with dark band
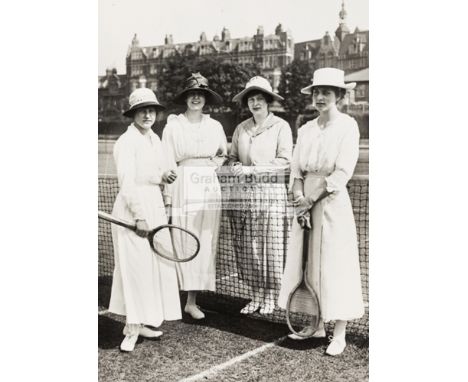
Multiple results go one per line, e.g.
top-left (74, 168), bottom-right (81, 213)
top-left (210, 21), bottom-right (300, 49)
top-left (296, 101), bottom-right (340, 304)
top-left (172, 73), bottom-right (223, 105)
top-left (123, 88), bottom-right (165, 117)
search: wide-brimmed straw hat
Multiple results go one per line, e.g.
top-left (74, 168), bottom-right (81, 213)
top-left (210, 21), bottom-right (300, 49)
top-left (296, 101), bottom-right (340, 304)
top-left (300, 68), bottom-right (356, 94)
top-left (123, 88), bottom-right (165, 117)
top-left (172, 73), bottom-right (223, 105)
top-left (232, 76), bottom-right (284, 103)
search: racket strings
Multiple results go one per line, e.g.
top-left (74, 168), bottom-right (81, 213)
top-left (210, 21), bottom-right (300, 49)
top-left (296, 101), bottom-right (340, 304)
top-left (99, 176), bottom-right (369, 337)
top-left (152, 226), bottom-right (199, 262)
top-left (287, 285), bottom-right (321, 336)
top-left (288, 286), bottom-right (320, 315)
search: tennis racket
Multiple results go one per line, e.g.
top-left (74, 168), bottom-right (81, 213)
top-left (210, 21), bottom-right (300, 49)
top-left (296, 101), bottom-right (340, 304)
top-left (285, 211), bottom-right (321, 338)
top-left (98, 211), bottom-right (200, 262)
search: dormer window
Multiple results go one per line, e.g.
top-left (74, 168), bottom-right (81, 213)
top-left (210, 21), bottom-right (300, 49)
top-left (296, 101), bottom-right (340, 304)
top-left (131, 52), bottom-right (141, 60)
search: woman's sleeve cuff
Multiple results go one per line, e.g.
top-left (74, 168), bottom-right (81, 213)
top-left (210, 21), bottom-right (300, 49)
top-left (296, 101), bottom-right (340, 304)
top-left (325, 177), bottom-right (338, 193)
top-left (290, 170), bottom-right (303, 180)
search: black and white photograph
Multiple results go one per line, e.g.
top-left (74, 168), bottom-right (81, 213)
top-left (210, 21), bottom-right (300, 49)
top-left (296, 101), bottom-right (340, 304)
top-left (5, 1), bottom-right (468, 381)
top-left (98, 0), bottom-right (368, 380)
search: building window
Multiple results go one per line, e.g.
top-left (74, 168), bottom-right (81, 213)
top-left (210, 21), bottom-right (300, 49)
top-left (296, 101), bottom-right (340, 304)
top-left (131, 66), bottom-right (143, 76)
top-left (356, 84), bottom-right (366, 99)
top-left (131, 52), bottom-right (142, 60)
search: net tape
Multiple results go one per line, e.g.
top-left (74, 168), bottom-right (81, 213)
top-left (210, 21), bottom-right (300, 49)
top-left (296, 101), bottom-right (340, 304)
top-left (98, 174), bottom-right (369, 337)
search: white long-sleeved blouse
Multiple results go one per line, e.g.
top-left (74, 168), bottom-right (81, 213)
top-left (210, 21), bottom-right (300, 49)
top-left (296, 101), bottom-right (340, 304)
top-left (113, 124), bottom-right (173, 219)
top-left (162, 113), bottom-right (227, 164)
top-left (291, 113), bottom-right (360, 193)
top-left (229, 113), bottom-right (293, 173)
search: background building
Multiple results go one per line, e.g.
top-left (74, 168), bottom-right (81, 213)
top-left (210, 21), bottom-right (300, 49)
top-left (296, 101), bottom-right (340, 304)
top-left (98, 68), bottom-right (127, 122)
top-left (294, 1), bottom-right (368, 77)
top-left (98, 1), bottom-right (368, 136)
top-left (126, 23), bottom-right (293, 95)
top-left (345, 67), bottom-right (369, 106)
top-left (118, 1), bottom-right (367, 95)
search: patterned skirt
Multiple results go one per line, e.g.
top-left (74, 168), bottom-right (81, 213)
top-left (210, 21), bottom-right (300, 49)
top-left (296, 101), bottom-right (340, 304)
top-left (228, 180), bottom-right (291, 290)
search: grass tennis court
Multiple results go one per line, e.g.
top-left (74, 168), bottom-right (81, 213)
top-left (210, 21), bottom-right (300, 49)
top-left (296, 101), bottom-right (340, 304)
top-left (99, 297), bottom-right (368, 382)
top-left (98, 174), bottom-right (369, 381)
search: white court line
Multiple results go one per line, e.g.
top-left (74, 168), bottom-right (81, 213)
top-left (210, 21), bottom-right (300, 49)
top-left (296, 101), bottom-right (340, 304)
top-left (177, 335), bottom-right (288, 382)
top-left (98, 309), bottom-right (109, 315)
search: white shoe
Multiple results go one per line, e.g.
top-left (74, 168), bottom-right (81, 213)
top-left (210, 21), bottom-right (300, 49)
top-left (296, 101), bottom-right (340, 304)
top-left (120, 334), bottom-right (138, 352)
top-left (259, 302), bottom-right (275, 315)
top-left (184, 305), bottom-right (205, 320)
top-left (240, 301), bottom-right (261, 314)
top-left (139, 326), bottom-right (163, 338)
top-left (325, 336), bottom-right (346, 356)
top-left (288, 327), bottom-right (326, 340)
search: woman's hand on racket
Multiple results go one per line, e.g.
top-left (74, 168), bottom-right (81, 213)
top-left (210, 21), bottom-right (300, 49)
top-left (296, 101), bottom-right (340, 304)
top-left (293, 195), bottom-right (313, 209)
top-left (293, 195), bottom-right (314, 225)
top-left (98, 210), bottom-right (200, 262)
top-left (162, 170), bottom-right (177, 184)
top-left (135, 219), bottom-right (150, 237)
top-left (297, 213), bottom-right (312, 229)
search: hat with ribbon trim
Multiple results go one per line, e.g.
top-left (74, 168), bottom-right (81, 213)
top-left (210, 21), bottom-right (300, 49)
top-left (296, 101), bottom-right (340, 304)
top-left (172, 73), bottom-right (223, 105)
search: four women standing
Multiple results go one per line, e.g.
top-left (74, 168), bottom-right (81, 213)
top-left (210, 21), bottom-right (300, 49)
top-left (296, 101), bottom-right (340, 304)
top-left (108, 67), bottom-right (364, 356)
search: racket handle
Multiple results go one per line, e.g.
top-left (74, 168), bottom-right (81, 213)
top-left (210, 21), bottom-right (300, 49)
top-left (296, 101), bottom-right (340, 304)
top-left (98, 211), bottom-right (137, 231)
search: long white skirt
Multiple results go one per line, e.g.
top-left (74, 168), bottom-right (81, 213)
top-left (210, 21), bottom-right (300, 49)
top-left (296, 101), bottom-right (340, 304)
top-left (171, 160), bottom-right (222, 291)
top-left (278, 175), bottom-right (364, 322)
top-left (108, 185), bottom-right (181, 327)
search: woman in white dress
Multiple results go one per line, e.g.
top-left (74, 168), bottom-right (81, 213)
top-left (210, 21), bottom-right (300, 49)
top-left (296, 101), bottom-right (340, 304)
top-left (229, 76), bottom-right (293, 315)
top-left (162, 73), bottom-right (227, 320)
top-left (278, 68), bottom-right (364, 356)
top-left (108, 88), bottom-right (182, 352)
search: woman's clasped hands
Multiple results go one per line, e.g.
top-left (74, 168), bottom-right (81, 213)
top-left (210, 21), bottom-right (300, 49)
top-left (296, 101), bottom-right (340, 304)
top-left (293, 194), bottom-right (313, 229)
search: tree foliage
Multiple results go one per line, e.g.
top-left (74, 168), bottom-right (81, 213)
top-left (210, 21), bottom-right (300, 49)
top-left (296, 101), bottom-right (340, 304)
top-left (277, 60), bottom-right (315, 120)
top-left (156, 54), bottom-right (262, 115)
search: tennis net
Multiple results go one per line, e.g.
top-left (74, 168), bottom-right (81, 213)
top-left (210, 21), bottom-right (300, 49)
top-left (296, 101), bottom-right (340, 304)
top-left (98, 173), bottom-right (369, 337)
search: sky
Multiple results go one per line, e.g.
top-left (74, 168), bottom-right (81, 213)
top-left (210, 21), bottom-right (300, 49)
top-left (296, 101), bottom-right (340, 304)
top-left (99, 0), bottom-right (368, 74)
